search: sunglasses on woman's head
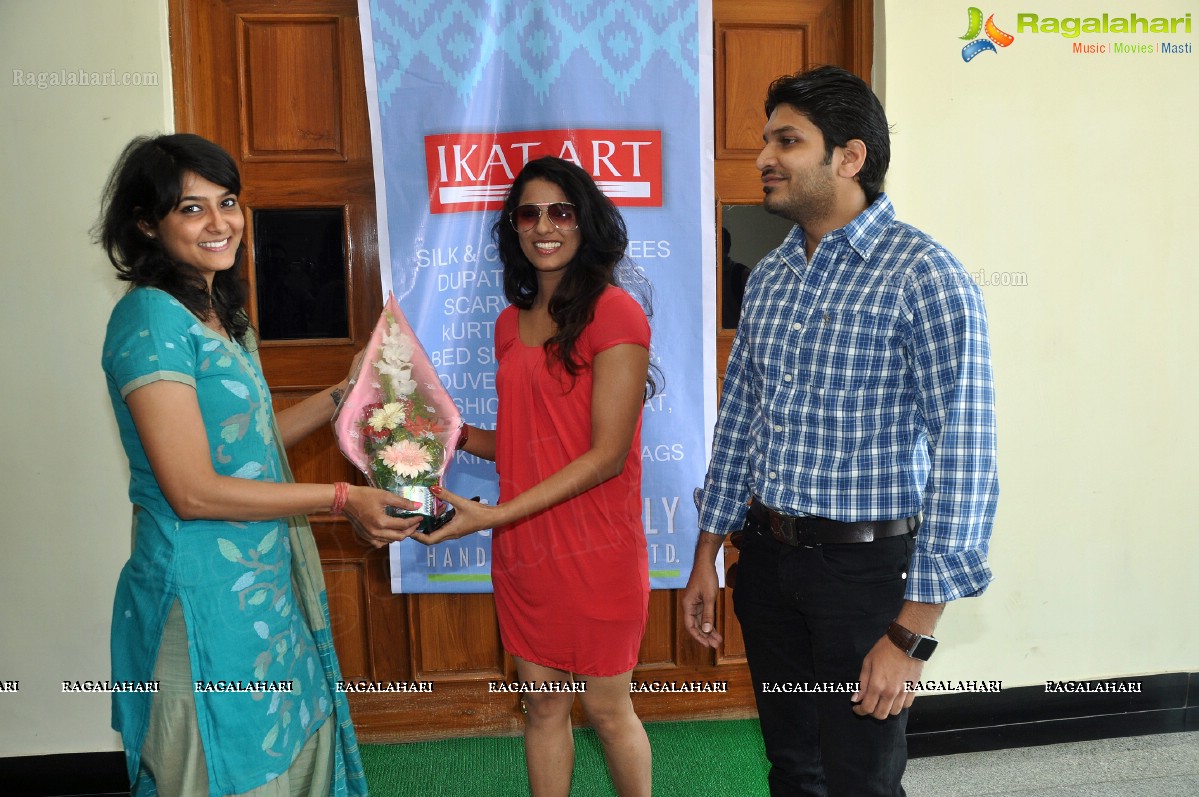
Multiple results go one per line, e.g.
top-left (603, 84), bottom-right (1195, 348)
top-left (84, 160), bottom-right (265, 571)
top-left (509, 202), bottom-right (579, 233)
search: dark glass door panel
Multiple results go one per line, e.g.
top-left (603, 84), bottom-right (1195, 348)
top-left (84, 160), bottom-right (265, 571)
top-left (720, 203), bottom-right (794, 330)
top-left (253, 207), bottom-right (349, 340)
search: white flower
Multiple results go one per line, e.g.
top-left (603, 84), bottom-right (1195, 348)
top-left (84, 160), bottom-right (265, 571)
top-left (376, 359), bottom-right (417, 396)
top-left (368, 402), bottom-right (407, 431)
top-left (380, 324), bottom-right (415, 366)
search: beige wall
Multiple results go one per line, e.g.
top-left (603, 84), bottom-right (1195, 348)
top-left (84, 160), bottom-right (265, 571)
top-left (0, 0), bottom-right (173, 755)
top-left (878, 0), bottom-right (1198, 685)
top-left (1, 0), bottom-right (1195, 758)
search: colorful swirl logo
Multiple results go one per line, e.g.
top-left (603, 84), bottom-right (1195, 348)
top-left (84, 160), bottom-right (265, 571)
top-left (960, 7), bottom-right (1015, 62)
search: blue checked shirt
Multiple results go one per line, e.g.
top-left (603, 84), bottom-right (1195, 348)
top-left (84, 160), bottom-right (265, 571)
top-left (700, 195), bottom-right (998, 603)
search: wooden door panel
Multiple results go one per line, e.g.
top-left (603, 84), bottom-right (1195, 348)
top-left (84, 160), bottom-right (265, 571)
top-left (172, 0), bottom-right (870, 742)
top-left (637, 589), bottom-right (676, 666)
top-left (239, 16), bottom-right (346, 158)
top-left (714, 0), bottom-right (871, 204)
top-left (718, 26), bottom-right (809, 155)
top-left (410, 594), bottom-right (505, 678)
top-left (716, 158), bottom-right (770, 205)
top-left (361, 553), bottom-right (413, 678)
top-left (269, 393), bottom-right (351, 485)
top-left (324, 562), bottom-right (371, 678)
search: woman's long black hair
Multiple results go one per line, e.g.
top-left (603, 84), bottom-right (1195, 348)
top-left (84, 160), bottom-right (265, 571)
top-left (96, 133), bottom-right (251, 346)
top-left (492, 156), bottom-right (658, 397)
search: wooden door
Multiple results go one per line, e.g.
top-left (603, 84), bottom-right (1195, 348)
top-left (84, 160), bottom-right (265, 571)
top-left (170, 0), bottom-right (871, 742)
top-left (714, 0), bottom-right (874, 378)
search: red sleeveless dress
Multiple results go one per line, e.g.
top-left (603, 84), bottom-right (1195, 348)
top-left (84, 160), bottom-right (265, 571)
top-left (491, 287), bottom-right (651, 676)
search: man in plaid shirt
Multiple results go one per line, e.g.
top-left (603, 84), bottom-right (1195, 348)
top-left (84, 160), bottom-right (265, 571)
top-left (683, 66), bottom-right (999, 796)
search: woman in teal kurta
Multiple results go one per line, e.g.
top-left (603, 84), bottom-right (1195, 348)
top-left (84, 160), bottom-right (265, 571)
top-left (97, 134), bottom-right (423, 796)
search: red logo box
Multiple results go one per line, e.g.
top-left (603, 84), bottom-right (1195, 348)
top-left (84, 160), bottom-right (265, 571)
top-left (424, 128), bottom-right (663, 214)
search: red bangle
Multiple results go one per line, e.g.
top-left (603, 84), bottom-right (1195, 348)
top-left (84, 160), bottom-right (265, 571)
top-left (457, 424), bottom-right (470, 451)
top-left (331, 481), bottom-right (350, 515)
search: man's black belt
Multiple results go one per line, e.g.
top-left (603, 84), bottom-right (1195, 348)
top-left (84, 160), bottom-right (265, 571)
top-left (746, 498), bottom-right (920, 546)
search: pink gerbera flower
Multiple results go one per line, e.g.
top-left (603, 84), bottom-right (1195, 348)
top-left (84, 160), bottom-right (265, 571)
top-left (379, 440), bottom-right (432, 479)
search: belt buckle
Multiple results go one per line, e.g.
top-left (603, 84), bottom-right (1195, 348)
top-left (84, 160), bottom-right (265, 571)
top-left (772, 515), bottom-right (801, 547)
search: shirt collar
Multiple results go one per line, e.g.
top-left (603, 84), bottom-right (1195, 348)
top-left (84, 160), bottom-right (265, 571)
top-left (842, 193), bottom-right (895, 261)
top-left (778, 193), bottom-right (895, 265)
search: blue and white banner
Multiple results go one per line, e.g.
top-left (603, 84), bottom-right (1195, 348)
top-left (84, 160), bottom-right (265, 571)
top-left (359, 0), bottom-right (715, 592)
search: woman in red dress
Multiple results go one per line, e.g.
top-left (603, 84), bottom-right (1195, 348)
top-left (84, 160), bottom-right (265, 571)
top-left (419, 157), bottom-right (654, 797)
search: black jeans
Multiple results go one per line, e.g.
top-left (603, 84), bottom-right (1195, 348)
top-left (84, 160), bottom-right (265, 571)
top-left (733, 524), bottom-right (914, 797)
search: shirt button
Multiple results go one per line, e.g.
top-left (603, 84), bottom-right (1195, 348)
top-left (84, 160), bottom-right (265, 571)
top-left (783, 374), bottom-right (793, 382)
top-left (791, 322), bottom-right (802, 330)
top-left (768, 472), bottom-right (778, 480)
top-left (774, 425), bottom-right (783, 432)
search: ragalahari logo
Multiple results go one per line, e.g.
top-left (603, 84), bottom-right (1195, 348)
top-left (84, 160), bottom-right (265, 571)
top-left (960, 7), bottom-right (1015, 61)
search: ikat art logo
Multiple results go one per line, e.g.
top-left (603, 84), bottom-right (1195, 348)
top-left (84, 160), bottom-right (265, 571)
top-left (960, 7), bottom-right (1016, 61)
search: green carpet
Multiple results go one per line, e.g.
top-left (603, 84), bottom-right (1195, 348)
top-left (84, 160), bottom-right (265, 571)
top-left (361, 719), bottom-right (769, 796)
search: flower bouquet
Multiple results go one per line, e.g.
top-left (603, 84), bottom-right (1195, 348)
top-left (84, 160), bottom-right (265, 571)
top-left (333, 293), bottom-right (462, 530)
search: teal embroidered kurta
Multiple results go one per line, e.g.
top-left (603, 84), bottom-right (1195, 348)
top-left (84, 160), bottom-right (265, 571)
top-left (102, 287), bottom-right (367, 796)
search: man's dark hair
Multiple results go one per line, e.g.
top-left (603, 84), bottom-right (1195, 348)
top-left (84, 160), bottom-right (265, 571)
top-left (765, 65), bottom-right (891, 202)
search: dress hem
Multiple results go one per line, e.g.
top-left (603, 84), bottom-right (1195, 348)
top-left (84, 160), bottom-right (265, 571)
top-left (505, 645), bottom-right (639, 679)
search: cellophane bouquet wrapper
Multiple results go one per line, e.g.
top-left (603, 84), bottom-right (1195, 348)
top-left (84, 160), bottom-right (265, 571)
top-left (333, 293), bottom-right (462, 529)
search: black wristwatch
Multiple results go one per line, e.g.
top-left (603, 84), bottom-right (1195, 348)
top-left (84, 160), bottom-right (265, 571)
top-left (886, 621), bottom-right (938, 661)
